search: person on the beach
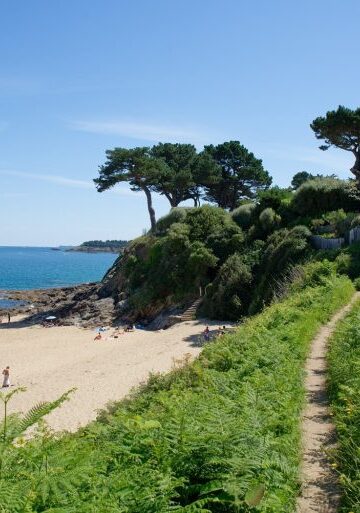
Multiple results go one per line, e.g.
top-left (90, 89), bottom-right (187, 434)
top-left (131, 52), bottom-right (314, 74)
top-left (2, 366), bottom-right (10, 387)
top-left (204, 326), bottom-right (210, 341)
top-left (7, 312), bottom-right (10, 323)
top-left (125, 323), bottom-right (134, 332)
top-left (94, 333), bottom-right (102, 341)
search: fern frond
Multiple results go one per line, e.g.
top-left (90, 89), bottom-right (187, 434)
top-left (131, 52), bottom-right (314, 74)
top-left (6, 389), bottom-right (75, 442)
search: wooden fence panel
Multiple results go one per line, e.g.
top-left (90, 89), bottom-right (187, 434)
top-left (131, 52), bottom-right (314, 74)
top-left (310, 236), bottom-right (344, 250)
top-left (349, 226), bottom-right (360, 245)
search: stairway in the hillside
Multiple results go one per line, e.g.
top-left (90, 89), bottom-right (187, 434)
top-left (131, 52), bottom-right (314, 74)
top-left (180, 298), bottom-right (203, 321)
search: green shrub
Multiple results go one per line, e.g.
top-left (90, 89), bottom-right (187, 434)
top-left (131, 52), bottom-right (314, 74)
top-left (249, 226), bottom-right (311, 313)
top-left (292, 178), bottom-right (359, 216)
top-left (259, 207), bottom-right (281, 233)
top-left (155, 207), bottom-right (189, 234)
top-left (231, 202), bottom-right (256, 229)
top-left (354, 277), bottom-right (360, 291)
top-left (202, 253), bottom-right (253, 320)
top-left (256, 186), bottom-right (292, 212)
top-left (351, 214), bottom-right (360, 228)
top-left (335, 252), bottom-right (351, 275)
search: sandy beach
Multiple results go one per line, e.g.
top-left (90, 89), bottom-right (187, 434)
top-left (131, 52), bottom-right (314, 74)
top-left (0, 318), bottom-right (227, 432)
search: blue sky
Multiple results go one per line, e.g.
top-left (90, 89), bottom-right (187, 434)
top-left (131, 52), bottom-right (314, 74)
top-left (0, 0), bottom-right (359, 246)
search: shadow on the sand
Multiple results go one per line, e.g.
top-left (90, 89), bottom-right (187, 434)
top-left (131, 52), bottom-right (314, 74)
top-left (183, 324), bottom-right (237, 347)
top-left (0, 308), bottom-right (64, 330)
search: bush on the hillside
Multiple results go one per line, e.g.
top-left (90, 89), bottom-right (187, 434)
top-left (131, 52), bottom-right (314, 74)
top-left (249, 225), bottom-right (311, 313)
top-left (353, 277), bottom-right (360, 290)
top-left (256, 186), bottom-right (292, 212)
top-left (350, 214), bottom-right (360, 228)
top-left (202, 254), bottom-right (253, 320)
top-left (185, 205), bottom-right (237, 241)
top-left (206, 224), bottom-right (244, 263)
top-left (231, 202), bottom-right (257, 229)
top-left (292, 178), bottom-right (359, 216)
top-left (259, 207), bottom-right (281, 233)
top-left (301, 259), bottom-right (338, 287)
top-left (155, 207), bottom-right (189, 234)
top-left (335, 252), bottom-right (352, 275)
top-left (343, 242), bottom-right (360, 279)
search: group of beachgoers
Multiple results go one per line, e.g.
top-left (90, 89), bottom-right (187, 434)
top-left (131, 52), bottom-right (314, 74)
top-left (203, 325), bottom-right (228, 341)
top-left (94, 323), bottom-right (135, 341)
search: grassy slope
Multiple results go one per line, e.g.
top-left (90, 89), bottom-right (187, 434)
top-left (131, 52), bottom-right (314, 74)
top-left (328, 297), bottom-right (360, 511)
top-left (0, 273), bottom-right (354, 513)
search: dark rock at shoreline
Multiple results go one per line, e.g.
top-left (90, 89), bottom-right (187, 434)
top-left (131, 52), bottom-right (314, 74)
top-left (0, 283), bottom-right (116, 327)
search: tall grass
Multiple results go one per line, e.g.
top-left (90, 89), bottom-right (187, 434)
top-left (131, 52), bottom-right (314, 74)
top-left (0, 272), bottom-right (354, 512)
top-left (328, 298), bottom-right (360, 511)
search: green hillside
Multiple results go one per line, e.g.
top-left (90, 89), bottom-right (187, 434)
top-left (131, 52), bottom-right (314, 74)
top-left (0, 264), bottom-right (354, 512)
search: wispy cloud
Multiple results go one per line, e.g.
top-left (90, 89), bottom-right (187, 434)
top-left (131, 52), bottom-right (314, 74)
top-left (264, 144), bottom-right (353, 171)
top-left (0, 169), bottom-right (134, 197)
top-left (0, 169), bottom-right (94, 189)
top-left (69, 119), bottom-right (208, 144)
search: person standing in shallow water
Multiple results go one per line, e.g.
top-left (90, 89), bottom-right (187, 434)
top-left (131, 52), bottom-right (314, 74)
top-left (2, 366), bottom-right (10, 387)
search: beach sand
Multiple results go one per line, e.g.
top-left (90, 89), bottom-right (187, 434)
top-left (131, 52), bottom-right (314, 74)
top-left (0, 319), bottom-right (228, 432)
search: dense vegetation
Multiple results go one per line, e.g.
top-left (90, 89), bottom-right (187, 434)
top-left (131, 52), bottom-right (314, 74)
top-left (105, 176), bottom-right (360, 322)
top-left (0, 266), bottom-right (353, 512)
top-left (328, 298), bottom-right (360, 511)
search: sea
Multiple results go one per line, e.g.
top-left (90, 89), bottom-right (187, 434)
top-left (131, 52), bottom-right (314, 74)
top-left (0, 246), bottom-right (118, 308)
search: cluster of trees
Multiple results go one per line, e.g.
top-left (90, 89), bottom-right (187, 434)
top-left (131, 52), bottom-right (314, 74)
top-left (94, 106), bottom-right (360, 231)
top-left (94, 141), bottom-right (272, 230)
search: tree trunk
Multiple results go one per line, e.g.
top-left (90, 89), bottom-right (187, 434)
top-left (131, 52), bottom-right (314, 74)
top-left (164, 192), bottom-right (178, 208)
top-left (141, 185), bottom-right (156, 231)
top-left (351, 151), bottom-right (360, 188)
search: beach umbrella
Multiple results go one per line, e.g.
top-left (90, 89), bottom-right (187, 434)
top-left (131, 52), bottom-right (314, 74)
top-left (45, 316), bottom-right (57, 320)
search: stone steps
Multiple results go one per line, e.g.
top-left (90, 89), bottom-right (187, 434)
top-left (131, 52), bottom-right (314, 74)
top-left (180, 298), bottom-right (203, 321)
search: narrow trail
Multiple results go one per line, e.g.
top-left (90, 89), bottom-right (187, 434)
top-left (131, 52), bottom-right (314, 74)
top-left (297, 292), bottom-right (360, 513)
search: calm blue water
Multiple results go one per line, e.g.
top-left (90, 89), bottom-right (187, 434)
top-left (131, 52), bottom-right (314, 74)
top-left (0, 246), bottom-right (118, 294)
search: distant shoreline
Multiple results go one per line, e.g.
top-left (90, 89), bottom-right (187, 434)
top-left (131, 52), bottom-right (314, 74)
top-left (65, 246), bottom-right (122, 254)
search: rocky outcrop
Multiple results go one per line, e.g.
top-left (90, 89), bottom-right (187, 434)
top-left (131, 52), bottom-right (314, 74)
top-left (1, 284), bottom-right (115, 328)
